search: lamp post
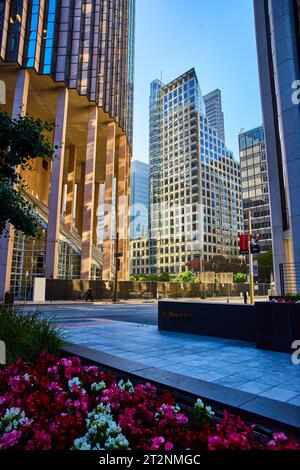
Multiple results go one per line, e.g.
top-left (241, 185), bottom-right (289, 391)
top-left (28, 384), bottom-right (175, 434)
top-left (113, 233), bottom-right (123, 303)
top-left (248, 208), bottom-right (255, 304)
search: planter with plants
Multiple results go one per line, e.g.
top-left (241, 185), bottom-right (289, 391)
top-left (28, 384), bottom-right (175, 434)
top-left (0, 354), bottom-right (298, 450)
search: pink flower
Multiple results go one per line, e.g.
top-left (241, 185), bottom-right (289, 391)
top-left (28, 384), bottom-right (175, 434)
top-left (151, 436), bottom-right (165, 450)
top-left (176, 413), bottom-right (188, 425)
top-left (165, 441), bottom-right (173, 450)
top-left (0, 430), bottom-right (21, 450)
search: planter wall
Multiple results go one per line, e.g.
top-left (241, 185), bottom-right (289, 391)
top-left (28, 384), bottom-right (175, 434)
top-left (158, 301), bottom-right (300, 353)
top-left (255, 301), bottom-right (300, 353)
top-left (158, 301), bottom-right (256, 342)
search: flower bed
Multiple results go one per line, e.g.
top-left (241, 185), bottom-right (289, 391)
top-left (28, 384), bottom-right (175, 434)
top-left (0, 354), bottom-right (299, 450)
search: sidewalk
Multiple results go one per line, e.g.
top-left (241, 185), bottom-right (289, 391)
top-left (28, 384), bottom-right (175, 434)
top-left (15, 295), bottom-right (268, 306)
top-left (61, 319), bottom-right (300, 432)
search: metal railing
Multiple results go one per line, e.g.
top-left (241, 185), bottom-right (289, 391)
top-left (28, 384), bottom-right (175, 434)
top-left (279, 263), bottom-right (300, 295)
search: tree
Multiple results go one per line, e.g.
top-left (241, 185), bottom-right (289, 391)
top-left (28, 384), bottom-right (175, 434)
top-left (158, 271), bottom-right (171, 282)
top-left (187, 258), bottom-right (202, 273)
top-left (173, 271), bottom-right (198, 283)
top-left (257, 249), bottom-right (273, 282)
top-left (203, 255), bottom-right (247, 274)
top-left (0, 111), bottom-right (55, 237)
top-left (233, 273), bottom-right (247, 284)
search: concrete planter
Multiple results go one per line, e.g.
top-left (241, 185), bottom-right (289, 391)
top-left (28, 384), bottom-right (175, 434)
top-left (158, 301), bottom-right (256, 342)
top-left (158, 300), bottom-right (300, 353)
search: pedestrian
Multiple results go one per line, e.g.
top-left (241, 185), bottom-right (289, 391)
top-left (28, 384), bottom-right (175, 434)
top-left (243, 291), bottom-right (248, 304)
top-left (85, 288), bottom-right (93, 302)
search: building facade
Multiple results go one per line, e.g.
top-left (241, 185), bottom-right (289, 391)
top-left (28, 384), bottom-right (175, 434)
top-left (203, 89), bottom-right (225, 141)
top-left (239, 126), bottom-right (272, 253)
top-left (254, 0), bottom-right (300, 294)
top-left (130, 160), bottom-right (149, 239)
top-left (149, 69), bottom-right (242, 276)
top-left (0, 0), bottom-right (135, 300)
top-left (130, 238), bottom-right (150, 276)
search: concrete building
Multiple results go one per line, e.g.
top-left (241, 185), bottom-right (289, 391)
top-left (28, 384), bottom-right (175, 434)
top-left (0, 0), bottom-right (135, 300)
top-left (203, 89), bottom-right (225, 140)
top-left (254, 0), bottom-right (300, 294)
top-left (149, 69), bottom-right (242, 276)
top-left (239, 126), bottom-right (272, 253)
top-left (130, 238), bottom-right (151, 276)
top-left (130, 160), bottom-right (149, 239)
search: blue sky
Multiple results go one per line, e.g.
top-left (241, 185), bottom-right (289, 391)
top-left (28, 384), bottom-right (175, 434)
top-left (133, 0), bottom-right (262, 163)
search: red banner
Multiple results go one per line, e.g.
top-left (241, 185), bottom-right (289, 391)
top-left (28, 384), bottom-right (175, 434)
top-left (239, 234), bottom-right (249, 255)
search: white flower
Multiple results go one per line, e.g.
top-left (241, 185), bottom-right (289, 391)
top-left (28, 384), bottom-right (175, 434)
top-left (118, 379), bottom-right (134, 393)
top-left (91, 381), bottom-right (106, 392)
top-left (68, 377), bottom-right (86, 395)
top-left (71, 403), bottom-right (128, 450)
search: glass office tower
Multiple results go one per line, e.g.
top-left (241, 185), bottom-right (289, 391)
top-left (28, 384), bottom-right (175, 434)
top-left (0, 0), bottom-right (135, 299)
top-left (148, 69), bottom-right (242, 275)
top-left (130, 160), bottom-right (149, 239)
top-left (239, 126), bottom-right (272, 253)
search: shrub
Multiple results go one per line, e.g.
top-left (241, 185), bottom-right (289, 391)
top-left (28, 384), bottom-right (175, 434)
top-left (172, 271), bottom-right (198, 283)
top-left (0, 305), bottom-right (66, 364)
top-left (233, 273), bottom-right (247, 284)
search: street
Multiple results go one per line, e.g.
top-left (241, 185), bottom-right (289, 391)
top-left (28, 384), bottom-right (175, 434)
top-left (24, 303), bottom-right (158, 326)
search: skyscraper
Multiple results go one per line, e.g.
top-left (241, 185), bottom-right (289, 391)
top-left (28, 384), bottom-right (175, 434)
top-left (254, 0), bottom-right (300, 294)
top-left (239, 126), bottom-right (272, 253)
top-left (149, 69), bottom-right (242, 275)
top-left (0, 0), bottom-right (135, 300)
top-left (203, 89), bottom-right (225, 140)
top-left (130, 160), bottom-right (149, 239)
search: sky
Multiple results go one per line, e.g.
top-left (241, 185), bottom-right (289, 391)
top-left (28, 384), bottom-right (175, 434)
top-left (132, 0), bottom-right (262, 163)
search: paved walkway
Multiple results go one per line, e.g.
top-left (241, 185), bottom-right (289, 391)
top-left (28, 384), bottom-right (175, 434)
top-left (61, 318), bottom-right (300, 407)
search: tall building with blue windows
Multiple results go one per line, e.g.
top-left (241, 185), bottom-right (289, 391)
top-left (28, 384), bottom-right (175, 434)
top-left (130, 160), bottom-right (149, 239)
top-left (0, 0), bottom-right (135, 300)
top-left (148, 68), bottom-right (242, 275)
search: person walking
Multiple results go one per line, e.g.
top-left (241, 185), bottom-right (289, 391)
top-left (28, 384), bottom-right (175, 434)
top-left (85, 288), bottom-right (93, 302)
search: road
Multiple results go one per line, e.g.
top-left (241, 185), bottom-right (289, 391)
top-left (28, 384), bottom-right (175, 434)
top-left (24, 303), bottom-right (158, 326)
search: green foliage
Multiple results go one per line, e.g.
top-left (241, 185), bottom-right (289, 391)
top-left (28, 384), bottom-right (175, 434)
top-left (0, 111), bottom-right (56, 237)
top-left (193, 398), bottom-right (214, 428)
top-left (256, 249), bottom-right (273, 282)
top-left (157, 272), bottom-right (171, 282)
top-left (172, 270), bottom-right (198, 283)
top-left (129, 272), bottom-right (171, 282)
top-left (203, 255), bottom-right (247, 274)
top-left (233, 272), bottom-right (247, 284)
top-left (0, 304), bottom-right (66, 364)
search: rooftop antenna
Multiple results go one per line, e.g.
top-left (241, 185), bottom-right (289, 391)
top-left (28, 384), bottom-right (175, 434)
top-left (160, 70), bottom-right (163, 83)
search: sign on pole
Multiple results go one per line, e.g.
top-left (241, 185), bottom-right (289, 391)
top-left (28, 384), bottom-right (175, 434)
top-left (239, 234), bottom-right (249, 255)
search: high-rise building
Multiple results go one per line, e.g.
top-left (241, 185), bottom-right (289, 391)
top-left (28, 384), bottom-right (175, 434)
top-left (254, 0), bottom-right (300, 294)
top-left (130, 160), bottom-right (149, 239)
top-left (149, 69), bottom-right (242, 275)
top-left (0, 0), bottom-right (135, 300)
top-left (239, 126), bottom-right (272, 253)
top-left (130, 238), bottom-right (151, 276)
top-left (203, 89), bottom-right (225, 140)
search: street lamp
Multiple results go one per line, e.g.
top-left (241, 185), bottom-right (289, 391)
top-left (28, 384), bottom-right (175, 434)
top-left (248, 208), bottom-right (255, 304)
